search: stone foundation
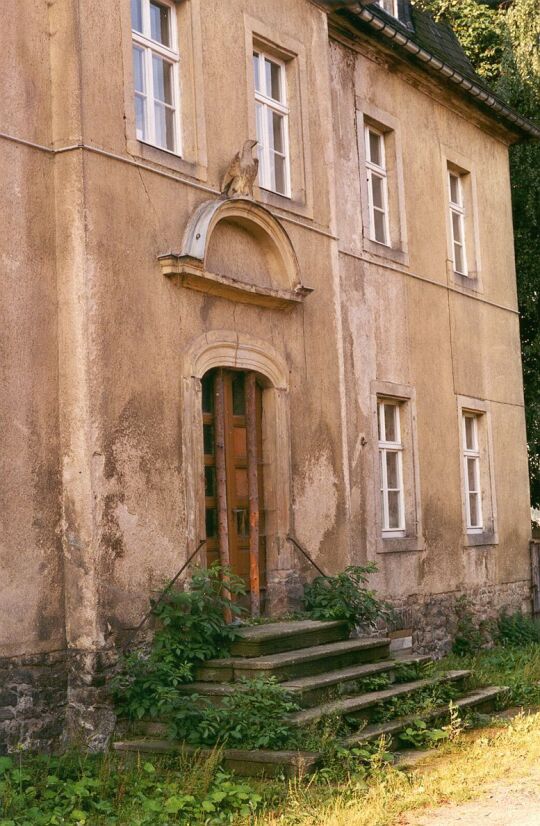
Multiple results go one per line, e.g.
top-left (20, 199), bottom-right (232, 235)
top-left (0, 651), bottom-right (68, 754)
top-left (390, 579), bottom-right (533, 656)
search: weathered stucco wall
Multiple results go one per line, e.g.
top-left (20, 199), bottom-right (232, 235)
top-left (0, 0), bottom-right (532, 752)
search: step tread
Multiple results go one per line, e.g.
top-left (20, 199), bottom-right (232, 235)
top-left (180, 654), bottom-right (432, 699)
top-left (343, 685), bottom-right (507, 745)
top-left (113, 739), bottom-right (319, 763)
top-left (289, 670), bottom-right (470, 726)
top-left (234, 620), bottom-right (348, 642)
top-left (203, 636), bottom-right (390, 670)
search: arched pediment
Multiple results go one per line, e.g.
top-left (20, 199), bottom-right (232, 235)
top-left (159, 198), bottom-right (312, 310)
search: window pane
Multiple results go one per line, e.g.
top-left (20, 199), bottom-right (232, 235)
top-left (202, 374), bottom-right (214, 413)
top-left (232, 373), bottom-right (246, 415)
top-left (449, 173), bottom-right (460, 205)
top-left (205, 508), bottom-right (217, 538)
top-left (384, 404), bottom-right (397, 442)
top-left (253, 53), bottom-right (261, 92)
top-left (469, 493), bottom-right (480, 527)
top-left (235, 508), bottom-right (249, 538)
top-left (386, 451), bottom-right (399, 489)
top-left (369, 130), bottom-right (382, 166)
top-left (152, 55), bottom-right (173, 104)
top-left (452, 211), bottom-right (462, 244)
top-left (467, 457), bottom-right (477, 492)
top-left (269, 110), bottom-right (284, 153)
top-left (454, 241), bottom-right (465, 273)
top-left (388, 491), bottom-right (401, 529)
top-left (131, 0), bottom-right (143, 32)
top-left (265, 58), bottom-right (282, 101)
top-left (371, 174), bottom-right (384, 210)
top-left (203, 424), bottom-right (214, 455)
top-left (150, 1), bottom-right (170, 46)
top-left (154, 103), bottom-right (175, 150)
top-left (133, 46), bottom-right (145, 93)
top-left (273, 153), bottom-right (286, 194)
top-left (134, 94), bottom-right (146, 140)
top-left (374, 210), bottom-right (386, 243)
top-left (205, 466), bottom-right (216, 498)
top-left (464, 416), bottom-right (475, 451)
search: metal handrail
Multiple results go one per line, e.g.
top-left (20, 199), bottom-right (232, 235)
top-left (287, 533), bottom-right (328, 578)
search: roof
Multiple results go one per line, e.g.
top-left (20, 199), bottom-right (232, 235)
top-left (321, 0), bottom-right (540, 140)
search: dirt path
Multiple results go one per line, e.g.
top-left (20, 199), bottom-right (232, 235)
top-left (402, 768), bottom-right (540, 825)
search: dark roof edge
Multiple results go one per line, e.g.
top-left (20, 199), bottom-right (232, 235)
top-left (322, 1), bottom-right (540, 141)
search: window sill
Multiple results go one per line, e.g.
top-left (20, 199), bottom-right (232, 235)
top-left (363, 236), bottom-right (409, 267)
top-left (127, 139), bottom-right (208, 181)
top-left (377, 535), bottom-right (424, 553)
top-left (464, 531), bottom-right (498, 548)
top-left (447, 262), bottom-right (483, 294)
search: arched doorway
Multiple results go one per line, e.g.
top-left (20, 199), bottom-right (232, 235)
top-left (202, 368), bottom-right (266, 614)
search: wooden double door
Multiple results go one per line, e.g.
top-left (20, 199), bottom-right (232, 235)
top-left (202, 368), bottom-right (266, 613)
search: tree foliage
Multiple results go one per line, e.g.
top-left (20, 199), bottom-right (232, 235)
top-left (413, 0), bottom-right (540, 506)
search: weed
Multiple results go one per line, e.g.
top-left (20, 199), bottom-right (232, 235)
top-left (398, 719), bottom-right (449, 749)
top-left (494, 610), bottom-right (540, 647)
top-left (303, 564), bottom-right (395, 631)
top-left (452, 595), bottom-right (489, 656)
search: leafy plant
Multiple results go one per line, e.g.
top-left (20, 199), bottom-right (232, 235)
top-left (452, 595), bottom-right (489, 656)
top-left (494, 611), bottom-right (540, 648)
top-left (112, 564), bottom-right (247, 720)
top-left (398, 719), bottom-right (449, 749)
top-left (355, 673), bottom-right (392, 693)
top-left (167, 677), bottom-right (300, 750)
top-left (303, 563), bottom-right (394, 631)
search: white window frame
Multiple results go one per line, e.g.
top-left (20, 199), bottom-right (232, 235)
top-left (253, 49), bottom-right (291, 198)
top-left (365, 126), bottom-right (390, 246)
top-left (375, 0), bottom-right (399, 18)
top-left (378, 400), bottom-right (406, 537)
top-left (448, 171), bottom-right (468, 276)
top-left (462, 413), bottom-right (483, 533)
top-left (131, 0), bottom-right (182, 156)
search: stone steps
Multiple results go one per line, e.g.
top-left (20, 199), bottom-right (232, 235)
top-left (288, 670), bottom-right (470, 727)
top-left (230, 619), bottom-right (350, 657)
top-left (176, 653), bottom-right (431, 708)
top-left (342, 685), bottom-right (507, 747)
top-left (195, 635), bottom-right (391, 682)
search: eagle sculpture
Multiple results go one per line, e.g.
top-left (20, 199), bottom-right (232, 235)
top-left (221, 139), bottom-right (259, 198)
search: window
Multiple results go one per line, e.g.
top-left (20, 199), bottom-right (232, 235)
top-left (374, 0), bottom-right (399, 17)
top-left (462, 413), bottom-right (483, 533)
top-left (378, 400), bottom-right (406, 536)
top-left (448, 170), bottom-right (468, 275)
top-left (253, 50), bottom-right (291, 197)
top-left (131, 0), bottom-right (181, 154)
top-left (365, 126), bottom-right (390, 246)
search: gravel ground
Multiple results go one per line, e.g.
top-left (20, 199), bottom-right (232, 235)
top-left (401, 768), bottom-right (540, 825)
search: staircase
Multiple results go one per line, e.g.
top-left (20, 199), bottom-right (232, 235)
top-left (113, 619), bottom-right (507, 777)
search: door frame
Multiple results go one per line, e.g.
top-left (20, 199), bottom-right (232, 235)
top-left (181, 330), bottom-right (293, 612)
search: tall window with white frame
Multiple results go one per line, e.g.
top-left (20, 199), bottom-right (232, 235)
top-left (378, 400), bottom-right (406, 536)
top-left (253, 50), bottom-right (291, 197)
top-left (463, 413), bottom-right (483, 533)
top-left (365, 126), bottom-right (390, 246)
top-left (448, 170), bottom-right (468, 275)
top-left (131, 0), bottom-right (181, 154)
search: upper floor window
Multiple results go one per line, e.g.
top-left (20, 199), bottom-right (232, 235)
top-left (374, 0), bottom-right (399, 17)
top-left (365, 126), bottom-right (390, 246)
top-left (378, 400), bottom-right (406, 536)
top-left (253, 50), bottom-right (291, 197)
top-left (448, 170), bottom-right (468, 275)
top-left (462, 413), bottom-right (483, 533)
top-left (131, 0), bottom-right (181, 154)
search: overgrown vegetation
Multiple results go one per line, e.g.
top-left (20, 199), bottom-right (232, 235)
top-left (112, 564), bottom-right (246, 720)
top-left (412, 0), bottom-right (540, 505)
top-left (303, 564), bottom-right (394, 631)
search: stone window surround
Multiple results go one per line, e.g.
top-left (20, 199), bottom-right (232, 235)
top-left (121, 0), bottom-right (209, 180)
top-left (243, 14), bottom-right (314, 219)
top-left (370, 381), bottom-right (424, 553)
top-left (456, 395), bottom-right (498, 547)
top-left (356, 102), bottom-right (409, 267)
top-left (181, 330), bottom-right (294, 604)
top-left (442, 145), bottom-right (483, 294)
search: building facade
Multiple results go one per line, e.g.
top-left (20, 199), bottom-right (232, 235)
top-left (0, 0), bottom-right (538, 751)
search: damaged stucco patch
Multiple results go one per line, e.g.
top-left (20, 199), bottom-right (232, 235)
top-left (293, 448), bottom-right (338, 557)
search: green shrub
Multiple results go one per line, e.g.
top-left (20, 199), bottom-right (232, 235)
top-left (494, 611), bottom-right (540, 648)
top-left (167, 677), bottom-right (299, 749)
top-left (303, 564), bottom-right (394, 631)
top-left (112, 564), bottom-right (247, 720)
top-left (452, 595), bottom-right (489, 656)
top-left (398, 719), bottom-right (449, 749)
